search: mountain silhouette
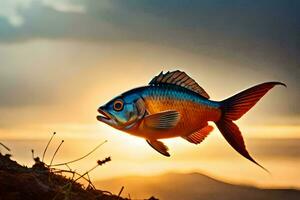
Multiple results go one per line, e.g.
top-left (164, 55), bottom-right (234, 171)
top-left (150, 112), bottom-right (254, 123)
top-left (96, 172), bottom-right (300, 200)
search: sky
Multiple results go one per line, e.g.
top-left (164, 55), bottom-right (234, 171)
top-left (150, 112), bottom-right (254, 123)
top-left (0, 0), bottom-right (299, 188)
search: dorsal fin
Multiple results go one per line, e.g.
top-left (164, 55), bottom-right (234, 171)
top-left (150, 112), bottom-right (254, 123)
top-left (149, 70), bottom-right (210, 99)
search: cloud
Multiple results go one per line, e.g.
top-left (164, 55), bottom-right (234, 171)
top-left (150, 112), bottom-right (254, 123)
top-left (0, 0), bottom-right (299, 64)
top-left (42, 0), bottom-right (85, 13)
top-left (0, 0), bottom-right (31, 26)
top-left (0, 0), bottom-right (85, 27)
top-left (1, 0), bottom-right (299, 82)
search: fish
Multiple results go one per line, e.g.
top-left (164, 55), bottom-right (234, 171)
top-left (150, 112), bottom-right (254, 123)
top-left (97, 70), bottom-right (286, 171)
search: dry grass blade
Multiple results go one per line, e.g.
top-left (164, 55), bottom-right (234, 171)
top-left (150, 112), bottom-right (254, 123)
top-left (42, 132), bottom-right (56, 162)
top-left (64, 163), bottom-right (72, 171)
top-left (31, 149), bottom-right (35, 160)
top-left (117, 186), bottom-right (124, 198)
top-left (0, 142), bottom-right (11, 151)
top-left (49, 140), bottom-right (64, 166)
top-left (74, 157), bottom-right (111, 182)
top-left (86, 172), bottom-right (93, 189)
top-left (73, 164), bottom-right (99, 182)
top-left (51, 140), bottom-right (107, 167)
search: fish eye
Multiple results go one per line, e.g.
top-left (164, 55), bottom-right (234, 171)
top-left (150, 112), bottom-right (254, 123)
top-left (113, 99), bottom-right (124, 111)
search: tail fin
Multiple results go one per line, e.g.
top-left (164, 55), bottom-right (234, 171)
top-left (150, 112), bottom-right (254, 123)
top-left (216, 82), bottom-right (286, 172)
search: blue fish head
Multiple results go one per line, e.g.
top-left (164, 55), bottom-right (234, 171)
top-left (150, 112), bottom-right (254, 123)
top-left (97, 93), bottom-right (145, 130)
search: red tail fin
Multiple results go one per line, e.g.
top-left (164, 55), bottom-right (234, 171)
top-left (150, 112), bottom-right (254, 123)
top-left (216, 82), bottom-right (286, 172)
top-left (221, 82), bottom-right (286, 121)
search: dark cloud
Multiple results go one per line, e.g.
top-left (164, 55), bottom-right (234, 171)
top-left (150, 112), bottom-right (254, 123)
top-left (1, 0), bottom-right (299, 68)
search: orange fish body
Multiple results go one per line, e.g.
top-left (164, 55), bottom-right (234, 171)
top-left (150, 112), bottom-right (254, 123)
top-left (127, 88), bottom-right (221, 140)
top-left (97, 70), bottom-right (285, 171)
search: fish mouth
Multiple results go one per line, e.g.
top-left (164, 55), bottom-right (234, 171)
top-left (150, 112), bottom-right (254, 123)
top-left (97, 107), bottom-right (112, 123)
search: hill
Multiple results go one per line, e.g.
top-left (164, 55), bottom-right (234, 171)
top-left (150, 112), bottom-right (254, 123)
top-left (96, 172), bottom-right (300, 200)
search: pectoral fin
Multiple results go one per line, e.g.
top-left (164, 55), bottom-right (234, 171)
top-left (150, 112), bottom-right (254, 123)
top-left (146, 140), bottom-right (170, 157)
top-left (182, 125), bottom-right (214, 144)
top-left (144, 110), bottom-right (180, 129)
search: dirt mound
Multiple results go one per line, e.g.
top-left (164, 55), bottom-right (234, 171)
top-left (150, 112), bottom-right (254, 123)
top-left (0, 153), bottom-right (157, 200)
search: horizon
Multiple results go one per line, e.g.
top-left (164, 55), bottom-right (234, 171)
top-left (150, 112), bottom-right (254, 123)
top-left (2, 136), bottom-right (300, 189)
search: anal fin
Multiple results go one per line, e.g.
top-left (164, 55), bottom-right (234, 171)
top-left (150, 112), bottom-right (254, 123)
top-left (182, 125), bottom-right (214, 144)
top-left (146, 140), bottom-right (170, 157)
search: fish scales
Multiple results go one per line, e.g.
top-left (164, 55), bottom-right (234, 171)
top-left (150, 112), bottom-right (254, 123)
top-left (141, 85), bottom-right (221, 138)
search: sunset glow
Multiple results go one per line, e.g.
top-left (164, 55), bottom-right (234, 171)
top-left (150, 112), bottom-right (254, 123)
top-left (0, 0), bottom-right (299, 194)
